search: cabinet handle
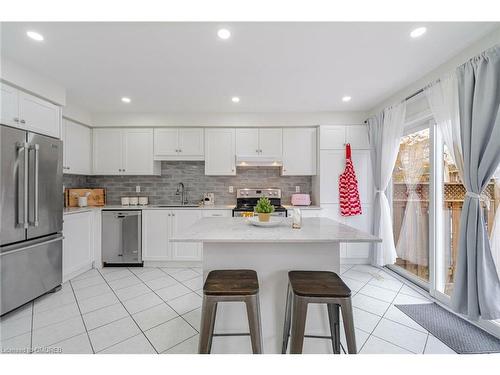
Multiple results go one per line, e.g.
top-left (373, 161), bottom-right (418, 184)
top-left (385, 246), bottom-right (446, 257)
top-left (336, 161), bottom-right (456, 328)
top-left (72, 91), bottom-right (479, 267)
top-left (256, 149), bottom-right (259, 153)
top-left (13, 117), bottom-right (19, 123)
top-left (179, 149), bottom-right (182, 152)
top-left (20, 119), bottom-right (26, 124)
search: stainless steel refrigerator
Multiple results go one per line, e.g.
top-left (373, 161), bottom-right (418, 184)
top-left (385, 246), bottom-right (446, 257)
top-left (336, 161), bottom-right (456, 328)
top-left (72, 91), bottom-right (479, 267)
top-left (1, 124), bottom-right (63, 315)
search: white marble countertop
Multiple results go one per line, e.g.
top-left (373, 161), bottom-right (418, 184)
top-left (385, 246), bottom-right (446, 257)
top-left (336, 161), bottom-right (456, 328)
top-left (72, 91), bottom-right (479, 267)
top-left (170, 217), bottom-right (381, 243)
top-left (63, 204), bottom-right (235, 215)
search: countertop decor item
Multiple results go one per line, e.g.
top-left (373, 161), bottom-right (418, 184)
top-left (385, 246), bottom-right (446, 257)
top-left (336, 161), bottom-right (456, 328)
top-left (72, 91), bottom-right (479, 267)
top-left (247, 216), bottom-right (283, 227)
top-left (291, 193), bottom-right (311, 206)
top-left (254, 196), bottom-right (275, 222)
top-left (291, 207), bottom-right (302, 229)
top-left (65, 188), bottom-right (106, 207)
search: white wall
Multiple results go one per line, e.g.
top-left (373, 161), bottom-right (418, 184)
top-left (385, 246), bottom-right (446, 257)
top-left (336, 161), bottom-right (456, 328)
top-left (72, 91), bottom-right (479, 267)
top-left (90, 111), bottom-right (367, 128)
top-left (62, 102), bottom-right (93, 126)
top-left (368, 26), bottom-right (500, 116)
top-left (0, 57), bottom-right (66, 105)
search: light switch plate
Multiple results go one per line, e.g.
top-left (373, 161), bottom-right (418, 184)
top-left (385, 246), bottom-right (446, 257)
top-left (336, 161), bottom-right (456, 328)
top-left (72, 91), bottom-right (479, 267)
top-left (136, 186), bottom-right (141, 193)
top-left (229, 186), bottom-right (234, 193)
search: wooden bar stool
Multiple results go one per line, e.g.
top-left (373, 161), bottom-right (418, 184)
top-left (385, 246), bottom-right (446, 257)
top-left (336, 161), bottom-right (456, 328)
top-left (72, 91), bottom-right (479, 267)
top-left (198, 269), bottom-right (263, 354)
top-left (281, 271), bottom-right (356, 354)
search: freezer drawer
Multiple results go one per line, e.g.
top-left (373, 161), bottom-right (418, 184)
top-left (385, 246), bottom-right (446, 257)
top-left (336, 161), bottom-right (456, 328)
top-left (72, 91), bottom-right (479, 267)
top-left (102, 210), bottom-right (142, 265)
top-left (1, 234), bottom-right (63, 315)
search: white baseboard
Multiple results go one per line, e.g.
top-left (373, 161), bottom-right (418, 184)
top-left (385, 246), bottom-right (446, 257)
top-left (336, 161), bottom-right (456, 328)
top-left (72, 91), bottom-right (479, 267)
top-left (63, 262), bottom-right (93, 283)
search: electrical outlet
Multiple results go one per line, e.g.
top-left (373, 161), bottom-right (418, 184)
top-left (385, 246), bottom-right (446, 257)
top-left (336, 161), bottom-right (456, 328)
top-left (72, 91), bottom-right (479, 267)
top-left (295, 186), bottom-right (300, 193)
top-left (229, 186), bottom-right (234, 193)
top-left (135, 186), bottom-right (141, 193)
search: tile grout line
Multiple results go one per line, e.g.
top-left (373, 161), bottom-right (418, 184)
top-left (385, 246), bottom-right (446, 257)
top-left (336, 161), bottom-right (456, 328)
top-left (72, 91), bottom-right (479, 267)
top-left (161, 332), bottom-right (199, 353)
top-left (357, 274), bottom-right (405, 353)
top-left (69, 279), bottom-right (96, 354)
top-left (96, 267), bottom-right (160, 354)
top-left (138, 267), bottom-right (201, 334)
top-left (422, 333), bottom-right (430, 354)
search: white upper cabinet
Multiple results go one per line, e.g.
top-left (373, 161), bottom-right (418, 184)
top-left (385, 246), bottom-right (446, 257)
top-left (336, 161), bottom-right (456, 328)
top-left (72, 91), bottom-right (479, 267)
top-left (154, 128), bottom-right (178, 156)
top-left (93, 128), bottom-right (123, 174)
top-left (93, 128), bottom-right (160, 175)
top-left (282, 128), bottom-right (317, 175)
top-left (62, 119), bottom-right (92, 175)
top-left (154, 128), bottom-right (204, 160)
top-left (259, 128), bottom-right (282, 158)
top-left (0, 83), bottom-right (19, 127)
top-left (235, 128), bottom-right (282, 158)
top-left (205, 128), bottom-right (236, 175)
top-left (1, 83), bottom-right (61, 139)
top-left (346, 125), bottom-right (370, 149)
top-left (320, 126), bottom-right (346, 150)
top-left (235, 128), bottom-right (259, 156)
top-left (123, 128), bottom-right (158, 175)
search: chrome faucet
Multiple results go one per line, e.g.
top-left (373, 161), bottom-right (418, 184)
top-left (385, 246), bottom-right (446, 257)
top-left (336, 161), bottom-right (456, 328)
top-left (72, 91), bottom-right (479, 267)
top-left (175, 182), bottom-right (188, 205)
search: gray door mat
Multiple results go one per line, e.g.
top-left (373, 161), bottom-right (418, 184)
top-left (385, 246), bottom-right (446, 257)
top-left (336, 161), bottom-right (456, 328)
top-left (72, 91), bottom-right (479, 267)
top-left (395, 303), bottom-right (500, 354)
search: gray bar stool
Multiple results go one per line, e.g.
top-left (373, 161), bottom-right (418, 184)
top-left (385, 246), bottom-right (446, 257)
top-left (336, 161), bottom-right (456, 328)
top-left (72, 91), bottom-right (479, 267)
top-left (198, 269), bottom-right (263, 354)
top-left (281, 270), bottom-right (356, 354)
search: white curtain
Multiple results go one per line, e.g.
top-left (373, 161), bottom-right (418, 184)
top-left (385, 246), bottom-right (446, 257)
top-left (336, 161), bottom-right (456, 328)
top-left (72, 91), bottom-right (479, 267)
top-left (396, 137), bottom-right (428, 266)
top-left (425, 74), bottom-right (464, 179)
top-left (491, 166), bottom-right (500, 278)
top-left (369, 102), bottom-right (407, 266)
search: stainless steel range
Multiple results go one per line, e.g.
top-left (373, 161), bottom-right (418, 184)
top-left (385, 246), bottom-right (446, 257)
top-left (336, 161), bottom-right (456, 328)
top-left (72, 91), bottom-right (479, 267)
top-left (232, 188), bottom-right (287, 217)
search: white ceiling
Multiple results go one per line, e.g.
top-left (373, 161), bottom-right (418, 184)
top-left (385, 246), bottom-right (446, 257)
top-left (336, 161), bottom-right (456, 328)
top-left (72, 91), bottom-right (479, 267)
top-left (1, 22), bottom-right (498, 113)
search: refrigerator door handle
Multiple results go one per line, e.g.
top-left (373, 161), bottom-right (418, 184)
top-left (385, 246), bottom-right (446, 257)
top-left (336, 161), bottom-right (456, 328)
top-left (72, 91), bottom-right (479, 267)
top-left (16, 142), bottom-right (29, 229)
top-left (29, 144), bottom-right (40, 227)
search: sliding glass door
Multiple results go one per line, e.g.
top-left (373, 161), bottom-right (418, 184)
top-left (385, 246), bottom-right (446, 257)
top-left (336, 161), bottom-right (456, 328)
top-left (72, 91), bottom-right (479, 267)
top-left (389, 124), bottom-right (431, 288)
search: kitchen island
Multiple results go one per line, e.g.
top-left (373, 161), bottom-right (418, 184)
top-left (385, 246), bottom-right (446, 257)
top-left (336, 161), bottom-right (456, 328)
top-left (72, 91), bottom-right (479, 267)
top-left (170, 217), bottom-right (381, 354)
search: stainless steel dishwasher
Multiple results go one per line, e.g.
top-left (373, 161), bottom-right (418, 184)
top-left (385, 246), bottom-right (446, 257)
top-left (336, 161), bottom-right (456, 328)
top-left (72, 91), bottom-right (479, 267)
top-left (102, 210), bottom-right (142, 266)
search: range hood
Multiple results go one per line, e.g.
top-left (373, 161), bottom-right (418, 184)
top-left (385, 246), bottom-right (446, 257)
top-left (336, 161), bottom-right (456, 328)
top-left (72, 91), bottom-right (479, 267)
top-left (235, 155), bottom-right (283, 167)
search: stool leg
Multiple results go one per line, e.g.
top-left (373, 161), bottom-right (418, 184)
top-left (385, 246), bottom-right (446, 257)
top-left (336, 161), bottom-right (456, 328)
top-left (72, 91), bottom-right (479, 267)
top-left (281, 283), bottom-right (293, 354)
top-left (339, 297), bottom-right (357, 354)
top-left (327, 303), bottom-right (341, 354)
top-left (290, 295), bottom-right (308, 354)
top-left (198, 296), bottom-right (217, 354)
top-left (207, 302), bottom-right (218, 353)
top-left (245, 294), bottom-right (263, 354)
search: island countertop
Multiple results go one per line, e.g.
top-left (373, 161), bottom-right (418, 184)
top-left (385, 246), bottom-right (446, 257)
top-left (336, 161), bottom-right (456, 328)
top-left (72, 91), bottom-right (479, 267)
top-left (170, 217), bottom-right (381, 243)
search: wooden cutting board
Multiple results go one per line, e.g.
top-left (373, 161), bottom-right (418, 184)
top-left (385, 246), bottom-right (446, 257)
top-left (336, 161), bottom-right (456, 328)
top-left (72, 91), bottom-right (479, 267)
top-left (65, 188), bottom-right (106, 207)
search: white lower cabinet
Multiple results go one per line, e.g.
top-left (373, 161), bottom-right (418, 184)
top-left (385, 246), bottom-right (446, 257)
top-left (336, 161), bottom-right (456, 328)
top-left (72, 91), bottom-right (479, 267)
top-left (63, 212), bottom-right (94, 281)
top-left (142, 209), bottom-right (202, 262)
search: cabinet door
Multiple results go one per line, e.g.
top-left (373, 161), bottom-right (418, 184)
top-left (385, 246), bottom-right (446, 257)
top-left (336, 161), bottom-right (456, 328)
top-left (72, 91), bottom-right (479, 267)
top-left (350, 149), bottom-right (373, 204)
top-left (343, 205), bottom-right (372, 260)
top-left (154, 128), bottom-right (179, 156)
top-left (63, 212), bottom-right (93, 281)
top-left (205, 128), bottom-right (236, 175)
top-left (319, 150), bottom-right (344, 204)
top-left (92, 128), bottom-right (123, 175)
top-left (259, 128), bottom-right (282, 158)
top-left (19, 91), bottom-right (61, 138)
top-left (63, 119), bottom-right (92, 174)
top-left (0, 83), bottom-right (20, 128)
top-left (171, 210), bottom-right (202, 261)
top-left (178, 128), bottom-right (204, 157)
top-left (123, 128), bottom-right (155, 175)
top-left (320, 126), bottom-right (345, 150)
top-left (346, 125), bottom-right (370, 150)
top-left (142, 210), bottom-right (171, 261)
top-left (282, 128), bottom-right (317, 176)
top-left (235, 128), bottom-right (259, 156)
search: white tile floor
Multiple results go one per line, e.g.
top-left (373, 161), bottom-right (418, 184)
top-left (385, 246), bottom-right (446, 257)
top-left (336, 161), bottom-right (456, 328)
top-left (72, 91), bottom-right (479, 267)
top-left (0, 264), bottom-right (458, 354)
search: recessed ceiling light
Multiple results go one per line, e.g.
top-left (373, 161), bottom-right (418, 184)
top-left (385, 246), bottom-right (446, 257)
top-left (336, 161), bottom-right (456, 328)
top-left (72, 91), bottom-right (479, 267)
top-left (121, 97), bottom-right (131, 103)
top-left (342, 96), bottom-right (352, 102)
top-left (217, 28), bottom-right (231, 40)
top-left (410, 27), bottom-right (427, 39)
top-left (26, 31), bottom-right (44, 41)
top-left (231, 96), bottom-right (240, 103)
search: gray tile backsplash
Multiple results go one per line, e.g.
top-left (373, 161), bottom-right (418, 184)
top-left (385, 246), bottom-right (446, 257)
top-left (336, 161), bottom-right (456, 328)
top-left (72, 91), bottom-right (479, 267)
top-left (63, 161), bottom-right (312, 205)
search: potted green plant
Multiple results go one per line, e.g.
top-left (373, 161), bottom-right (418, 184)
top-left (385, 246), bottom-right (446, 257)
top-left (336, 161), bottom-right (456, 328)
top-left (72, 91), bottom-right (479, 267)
top-left (254, 196), bottom-right (275, 222)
